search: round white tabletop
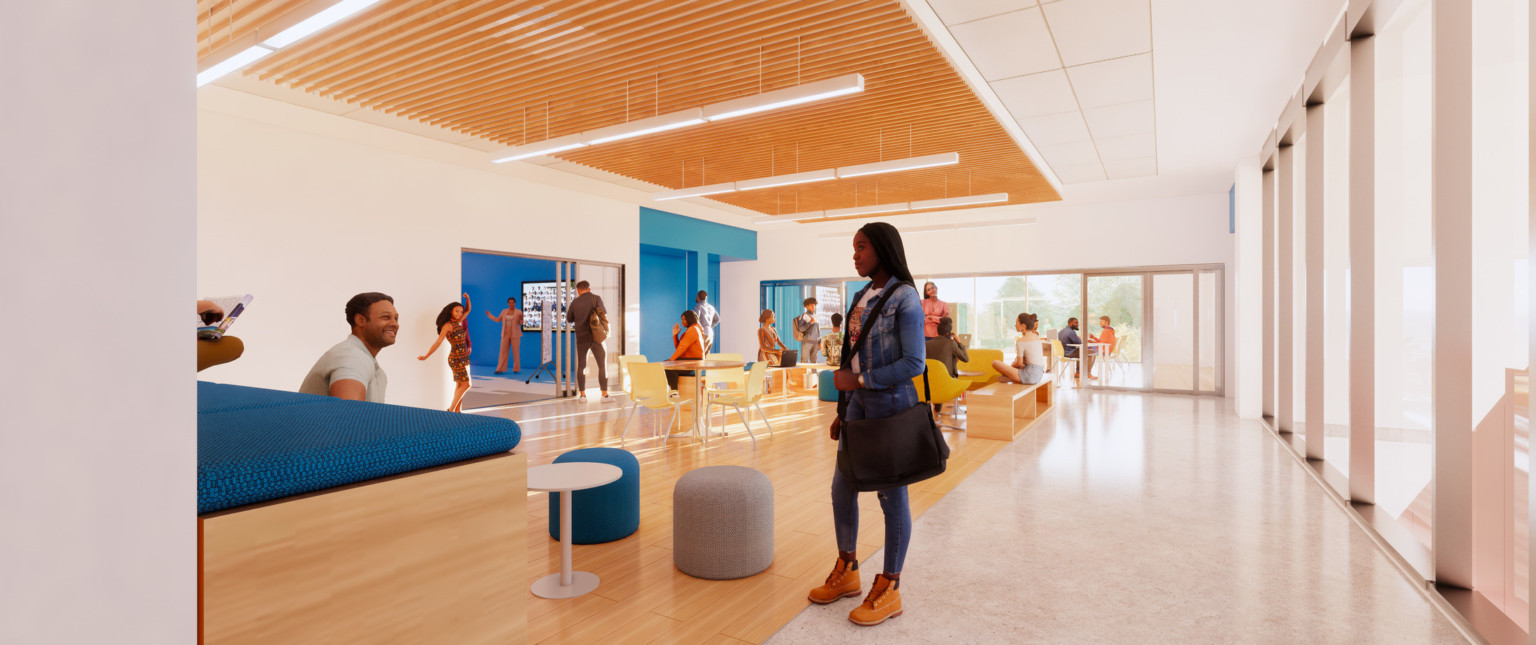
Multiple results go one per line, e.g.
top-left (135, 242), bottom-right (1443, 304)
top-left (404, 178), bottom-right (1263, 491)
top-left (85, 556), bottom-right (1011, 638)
top-left (528, 462), bottom-right (624, 599)
top-left (528, 462), bottom-right (622, 493)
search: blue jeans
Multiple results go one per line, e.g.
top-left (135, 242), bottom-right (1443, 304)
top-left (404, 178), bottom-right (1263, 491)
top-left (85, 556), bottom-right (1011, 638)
top-left (832, 390), bottom-right (913, 574)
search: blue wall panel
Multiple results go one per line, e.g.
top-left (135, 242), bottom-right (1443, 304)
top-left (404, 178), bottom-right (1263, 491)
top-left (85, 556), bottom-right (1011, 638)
top-left (461, 252), bottom-right (557, 370)
top-left (638, 208), bottom-right (756, 260)
top-left (639, 246), bottom-right (688, 361)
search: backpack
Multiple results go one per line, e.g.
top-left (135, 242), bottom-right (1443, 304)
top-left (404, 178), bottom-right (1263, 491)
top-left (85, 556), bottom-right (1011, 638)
top-left (588, 306), bottom-right (609, 343)
top-left (792, 314), bottom-right (808, 342)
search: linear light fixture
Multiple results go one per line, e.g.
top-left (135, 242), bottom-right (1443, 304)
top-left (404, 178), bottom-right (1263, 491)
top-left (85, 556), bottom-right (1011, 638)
top-left (703, 74), bottom-right (864, 121)
top-left (656, 182), bottom-right (739, 201)
top-left (751, 215), bottom-right (814, 225)
top-left (491, 75), bottom-right (867, 164)
top-left (824, 202), bottom-right (910, 218)
top-left (197, 45), bottom-right (275, 88)
top-left (489, 133), bottom-right (588, 163)
top-left (836, 152), bottom-right (959, 179)
top-left (908, 192), bottom-right (1010, 210)
top-left (261, 0), bottom-right (386, 48)
top-left (198, 0), bottom-right (385, 87)
top-left (816, 218), bottom-right (1036, 239)
top-left (649, 153), bottom-right (960, 201)
top-left (735, 169), bottom-right (838, 191)
top-left (584, 108), bottom-right (705, 145)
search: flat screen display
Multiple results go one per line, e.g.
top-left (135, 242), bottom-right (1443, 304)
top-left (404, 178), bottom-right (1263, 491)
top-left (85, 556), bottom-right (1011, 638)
top-left (521, 281), bottom-right (576, 332)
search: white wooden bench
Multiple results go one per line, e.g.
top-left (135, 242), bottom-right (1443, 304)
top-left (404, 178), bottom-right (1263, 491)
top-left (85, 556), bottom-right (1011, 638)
top-left (967, 375), bottom-right (1055, 441)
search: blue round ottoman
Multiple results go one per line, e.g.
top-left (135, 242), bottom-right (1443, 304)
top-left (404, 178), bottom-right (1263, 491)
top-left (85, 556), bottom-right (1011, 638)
top-left (550, 447), bottom-right (640, 544)
top-left (818, 369), bottom-right (838, 402)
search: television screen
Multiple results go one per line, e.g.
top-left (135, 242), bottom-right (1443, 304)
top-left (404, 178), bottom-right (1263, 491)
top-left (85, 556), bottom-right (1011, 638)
top-left (521, 280), bottom-right (575, 332)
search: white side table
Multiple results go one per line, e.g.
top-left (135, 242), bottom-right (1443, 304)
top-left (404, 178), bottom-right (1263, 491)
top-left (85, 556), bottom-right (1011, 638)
top-left (527, 462), bottom-right (623, 599)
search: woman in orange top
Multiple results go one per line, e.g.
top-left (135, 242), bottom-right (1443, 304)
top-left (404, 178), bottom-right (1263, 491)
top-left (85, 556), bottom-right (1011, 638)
top-left (667, 310), bottom-right (705, 389)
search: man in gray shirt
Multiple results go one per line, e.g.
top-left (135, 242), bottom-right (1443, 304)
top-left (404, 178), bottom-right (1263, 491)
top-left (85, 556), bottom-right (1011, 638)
top-left (692, 290), bottom-right (720, 353)
top-left (299, 292), bottom-right (398, 403)
top-left (566, 280), bottom-right (610, 401)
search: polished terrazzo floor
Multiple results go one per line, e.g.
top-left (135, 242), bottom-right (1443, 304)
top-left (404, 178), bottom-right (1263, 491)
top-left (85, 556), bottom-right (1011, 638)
top-left (768, 390), bottom-right (1468, 644)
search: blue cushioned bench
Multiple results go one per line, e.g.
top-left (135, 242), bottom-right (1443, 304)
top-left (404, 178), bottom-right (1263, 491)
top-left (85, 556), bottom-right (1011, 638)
top-left (197, 381), bottom-right (522, 512)
top-left (197, 381), bottom-right (529, 644)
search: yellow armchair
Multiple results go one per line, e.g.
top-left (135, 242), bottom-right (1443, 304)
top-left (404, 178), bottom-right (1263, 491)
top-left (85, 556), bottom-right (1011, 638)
top-left (913, 359), bottom-right (970, 430)
top-left (957, 348), bottom-right (1004, 391)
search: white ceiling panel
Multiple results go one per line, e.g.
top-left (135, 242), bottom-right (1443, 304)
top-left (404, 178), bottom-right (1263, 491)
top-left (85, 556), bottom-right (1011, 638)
top-left (949, 8), bottom-right (1062, 81)
top-left (1053, 162), bottom-right (1107, 183)
top-left (992, 70), bottom-right (1078, 120)
top-left (1038, 140), bottom-right (1101, 167)
top-left (1041, 0), bottom-right (1152, 66)
top-left (926, 0), bottom-right (1037, 27)
top-left (1084, 100), bottom-right (1155, 138)
top-left (1066, 53), bottom-right (1153, 108)
top-left (1020, 111), bottom-right (1092, 145)
top-left (1093, 132), bottom-right (1157, 160)
top-left (1103, 156), bottom-right (1158, 179)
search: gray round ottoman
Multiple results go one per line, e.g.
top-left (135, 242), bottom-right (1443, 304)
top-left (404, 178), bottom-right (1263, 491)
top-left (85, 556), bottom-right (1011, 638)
top-left (673, 465), bottom-right (774, 579)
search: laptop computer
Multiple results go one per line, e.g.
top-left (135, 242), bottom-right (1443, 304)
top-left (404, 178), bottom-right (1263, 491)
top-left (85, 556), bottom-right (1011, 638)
top-left (778, 349), bottom-right (798, 368)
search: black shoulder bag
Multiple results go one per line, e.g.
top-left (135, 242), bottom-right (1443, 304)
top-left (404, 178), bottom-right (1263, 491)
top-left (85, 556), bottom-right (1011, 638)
top-left (835, 282), bottom-right (950, 492)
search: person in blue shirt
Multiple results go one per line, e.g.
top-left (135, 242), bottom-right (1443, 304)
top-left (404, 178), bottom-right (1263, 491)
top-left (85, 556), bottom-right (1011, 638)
top-left (1057, 317), bottom-right (1092, 380)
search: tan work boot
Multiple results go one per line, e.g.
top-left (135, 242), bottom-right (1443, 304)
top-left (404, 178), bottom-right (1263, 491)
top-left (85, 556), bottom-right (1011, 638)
top-left (848, 573), bottom-right (902, 626)
top-left (807, 557), bottom-right (862, 605)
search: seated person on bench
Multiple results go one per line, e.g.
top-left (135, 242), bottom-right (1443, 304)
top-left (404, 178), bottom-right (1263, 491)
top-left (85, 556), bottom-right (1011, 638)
top-left (993, 312), bottom-right (1045, 385)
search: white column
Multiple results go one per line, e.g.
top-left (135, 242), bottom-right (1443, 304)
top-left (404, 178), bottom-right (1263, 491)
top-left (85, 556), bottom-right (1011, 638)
top-left (1527, 0), bottom-right (1535, 632)
top-left (1263, 165), bottom-right (1276, 422)
top-left (1305, 104), bottom-right (1327, 462)
top-left (1278, 143), bottom-right (1295, 434)
top-left (1349, 33), bottom-right (1376, 505)
top-left (0, 1), bottom-right (195, 641)
top-left (1432, 0), bottom-right (1474, 590)
top-left (1235, 155), bottom-right (1264, 417)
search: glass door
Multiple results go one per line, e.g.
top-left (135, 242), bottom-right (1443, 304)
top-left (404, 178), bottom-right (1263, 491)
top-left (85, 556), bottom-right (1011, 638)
top-left (1149, 272), bottom-right (1197, 392)
top-left (575, 262), bottom-right (623, 396)
top-left (1085, 274), bottom-right (1145, 389)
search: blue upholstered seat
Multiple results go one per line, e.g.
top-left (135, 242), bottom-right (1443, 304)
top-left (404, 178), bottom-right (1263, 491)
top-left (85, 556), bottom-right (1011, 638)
top-left (197, 382), bottom-right (521, 514)
top-left (549, 447), bottom-right (640, 544)
top-left (818, 369), bottom-right (838, 402)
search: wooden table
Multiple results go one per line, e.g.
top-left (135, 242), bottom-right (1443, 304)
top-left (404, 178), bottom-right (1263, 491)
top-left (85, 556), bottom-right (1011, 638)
top-left (528, 462), bottom-right (623, 599)
top-left (659, 359), bottom-right (744, 438)
top-left (958, 369), bottom-right (986, 378)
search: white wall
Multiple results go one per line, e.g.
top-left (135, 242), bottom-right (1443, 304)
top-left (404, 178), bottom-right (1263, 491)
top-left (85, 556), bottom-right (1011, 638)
top-left (0, 2), bottom-right (195, 642)
top-left (197, 90), bottom-right (743, 410)
top-left (727, 192), bottom-right (1237, 383)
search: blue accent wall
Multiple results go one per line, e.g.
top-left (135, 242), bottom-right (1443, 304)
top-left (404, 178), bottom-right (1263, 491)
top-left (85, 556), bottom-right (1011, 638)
top-left (639, 245), bottom-right (688, 361)
top-left (461, 252), bottom-right (556, 371)
top-left (638, 208), bottom-right (756, 355)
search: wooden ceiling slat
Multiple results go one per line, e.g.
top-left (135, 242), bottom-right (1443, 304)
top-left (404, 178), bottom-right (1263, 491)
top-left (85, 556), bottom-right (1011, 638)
top-left (202, 0), bottom-right (1059, 216)
top-left (353, 0), bottom-right (872, 119)
top-left (436, 32), bottom-right (931, 137)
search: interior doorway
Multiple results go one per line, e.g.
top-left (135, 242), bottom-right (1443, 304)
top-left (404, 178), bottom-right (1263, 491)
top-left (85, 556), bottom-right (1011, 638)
top-left (459, 249), bottom-right (624, 409)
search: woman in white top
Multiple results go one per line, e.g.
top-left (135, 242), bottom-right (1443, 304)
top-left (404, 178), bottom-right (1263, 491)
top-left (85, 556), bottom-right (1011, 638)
top-left (993, 312), bottom-right (1045, 385)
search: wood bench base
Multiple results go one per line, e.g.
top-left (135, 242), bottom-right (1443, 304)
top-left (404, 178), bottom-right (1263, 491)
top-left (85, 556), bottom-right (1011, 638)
top-left (199, 452), bottom-right (528, 644)
top-left (966, 378), bottom-right (1055, 441)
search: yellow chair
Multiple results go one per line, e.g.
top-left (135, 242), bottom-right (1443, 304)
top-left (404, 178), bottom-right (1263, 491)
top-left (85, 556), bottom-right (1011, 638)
top-left (912, 359), bottom-right (970, 431)
top-left (1050, 339), bottom-right (1080, 381)
top-left (957, 348), bottom-right (1004, 391)
top-left (622, 362), bottom-right (693, 449)
top-left (615, 354), bottom-right (648, 430)
top-left (703, 353), bottom-right (745, 392)
top-left (704, 362), bottom-right (773, 447)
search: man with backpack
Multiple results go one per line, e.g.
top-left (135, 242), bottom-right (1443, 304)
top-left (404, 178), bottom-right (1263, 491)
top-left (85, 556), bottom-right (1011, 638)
top-left (566, 280), bottom-right (611, 401)
top-left (794, 296), bottom-right (822, 364)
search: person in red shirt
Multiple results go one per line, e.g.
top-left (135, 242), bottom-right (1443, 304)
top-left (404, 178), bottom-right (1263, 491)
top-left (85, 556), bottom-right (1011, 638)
top-left (1089, 315), bottom-right (1118, 378)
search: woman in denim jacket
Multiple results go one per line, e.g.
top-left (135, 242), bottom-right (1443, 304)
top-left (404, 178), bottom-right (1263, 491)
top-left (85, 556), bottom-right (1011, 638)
top-left (807, 222), bottom-right (926, 627)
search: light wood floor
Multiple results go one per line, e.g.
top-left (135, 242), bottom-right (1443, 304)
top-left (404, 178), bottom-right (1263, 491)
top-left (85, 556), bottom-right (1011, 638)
top-left (483, 391), bottom-right (1013, 644)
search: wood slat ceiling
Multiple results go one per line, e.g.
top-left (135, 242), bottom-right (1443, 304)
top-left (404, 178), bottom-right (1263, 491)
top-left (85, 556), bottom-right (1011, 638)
top-left (197, 0), bottom-right (1060, 219)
